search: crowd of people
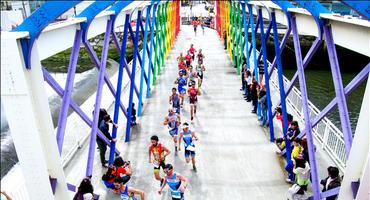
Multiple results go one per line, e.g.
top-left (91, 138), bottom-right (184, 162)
top-left (71, 43), bottom-right (206, 200)
top-left (68, 24), bottom-right (344, 200)
top-left (238, 60), bottom-right (342, 199)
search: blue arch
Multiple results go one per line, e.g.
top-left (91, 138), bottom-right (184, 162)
top-left (76, 1), bottom-right (116, 41)
top-left (11, 1), bottom-right (81, 69)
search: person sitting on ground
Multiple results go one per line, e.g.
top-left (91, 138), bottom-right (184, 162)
top-left (102, 156), bottom-right (133, 192)
top-left (113, 156), bottom-right (133, 178)
top-left (286, 138), bottom-right (303, 184)
top-left (275, 121), bottom-right (300, 152)
top-left (275, 107), bottom-right (293, 129)
top-left (300, 137), bottom-right (310, 163)
top-left (287, 158), bottom-right (311, 200)
top-left (113, 177), bottom-right (145, 200)
top-left (73, 177), bottom-right (94, 200)
top-left (320, 166), bottom-right (341, 200)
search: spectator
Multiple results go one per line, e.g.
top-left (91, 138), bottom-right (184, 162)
top-left (250, 77), bottom-right (258, 114)
top-left (321, 166), bottom-right (341, 200)
top-left (286, 138), bottom-right (303, 183)
top-left (300, 138), bottom-right (310, 163)
top-left (97, 115), bottom-right (117, 167)
top-left (73, 177), bottom-right (94, 200)
top-left (241, 63), bottom-right (247, 92)
top-left (223, 30), bottom-right (227, 50)
top-left (127, 103), bottom-right (137, 126)
top-left (244, 70), bottom-right (252, 102)
top-left (276, 107), bottom-right (293, 129)
top-left (287, 158), bottom-right (311, 200)
top-left (102, 157), bottom-right (132, 191)
top-left (275, 121), bottom-right (300, 152)
top-left (258, 87), bottom-right (268, 127)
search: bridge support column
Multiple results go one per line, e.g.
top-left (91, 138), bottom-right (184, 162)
top-left (109, 13), bottom-right (130, 164)
top-left (1, 35), bottom-right (68, 199)
top-left (258, 8), bottom-right (275, 142)
top-left (338, 76), bottom-right (369, 199)
top-left (290, 15), bottom-right (320, 200)
top-left (125, 10), bottom-right (142, 142)
top-left (323, 23), bottom-right (353, 157)
top-left (146, 3), bottom-right (158, 98)
top-left (86, 19), bottom-right (113, 176)
top-left (138, 5), bottom-right (153, 116)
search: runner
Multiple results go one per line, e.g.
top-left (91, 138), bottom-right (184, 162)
top-left (185, 51), bottom-right (192, 67)
top-left (163, 108), bottom-right (181, 153)
top-left (187, 81), bottom-right (199, 121)
top-left (169, 87), bottom-right (181, 114)
top-left (178, 122), bottom-right (198, 171)
top-left (187, 66), bottom-right (197, 88)
top-left (188, 44), bottom-right (196, 61)
top-left (196, 49), bottom-right (205, 64)
top-left (200, 18), bottom-right (205, 35)
top-left (158, 164), bottom-right (188, 200)
top-left (192, 19), bottom-right (198, 36)
top-left (176, 52), bottom-right (185, 63)
top-left (148, 135), bottom-right (171, 185)
top-left (195, 60), bottom-right (206, 88)
top-left (113, 176), bottom-right (145, 200)
top-left (174, 72), bottom-right (187, 107)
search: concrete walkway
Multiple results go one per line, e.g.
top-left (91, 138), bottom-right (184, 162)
top-left (95, 25), bottom-right (290, 199)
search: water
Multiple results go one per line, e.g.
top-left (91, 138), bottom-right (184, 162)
top-left (283, 69), bottom-right (367, 132)
top-left (0, 59), bottom-right (118, 179)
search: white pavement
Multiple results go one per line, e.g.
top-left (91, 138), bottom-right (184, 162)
top-left (66, 25), bottom-right (290, 199)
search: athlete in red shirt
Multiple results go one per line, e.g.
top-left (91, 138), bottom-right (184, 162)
top-left (187, 81), bottom-right (199, 121)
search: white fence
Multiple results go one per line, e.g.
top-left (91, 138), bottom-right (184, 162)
top-left (264, 57), bottom-right (346, 172)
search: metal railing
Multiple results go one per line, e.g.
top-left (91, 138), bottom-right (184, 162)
top-left (268, 64), bottom-right (346, 172)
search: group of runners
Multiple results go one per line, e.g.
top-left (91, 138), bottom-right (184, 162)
top-left (95, 42), bottom-right (206, 199)
top-left (147, 43), bottom-right (206, 200)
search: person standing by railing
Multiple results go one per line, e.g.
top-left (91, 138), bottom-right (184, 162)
top-left (98, 114), bottom-right (118, 168)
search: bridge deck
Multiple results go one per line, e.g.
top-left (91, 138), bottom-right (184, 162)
top-left (66, 25), bottom-right (290, 199)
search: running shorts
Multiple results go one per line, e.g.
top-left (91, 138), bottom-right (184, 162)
top-left (189, 97), bottom-right (197, 104)
top-left (153, 160), bottom-right (166, 173)
top-left (197, 73), bottom-right (203, 79)
top-left (184, 150), bottom-right (196, 158)
top-left (169, 127), bottom-right (179, 136)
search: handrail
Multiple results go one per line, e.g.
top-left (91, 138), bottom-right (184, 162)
top-left (246, 47), bottom-right (346, 172)
top-left (268, 59), bottom-right (346, 172)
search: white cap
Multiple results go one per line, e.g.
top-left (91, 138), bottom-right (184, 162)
top-left (83, 193), bottom-right (93, 200)
top-left (182, 123), bottom-right (189, 129)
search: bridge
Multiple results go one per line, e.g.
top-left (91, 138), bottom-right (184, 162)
top-left (1, 1), bottom-right (369, 199)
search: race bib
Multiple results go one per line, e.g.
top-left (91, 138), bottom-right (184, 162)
top-left (185, 145), bottom-right (196, 152)
top-left (171, 191), bottom-right (182, 198)
top-left (153, 160), bottom-right (159, 168)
